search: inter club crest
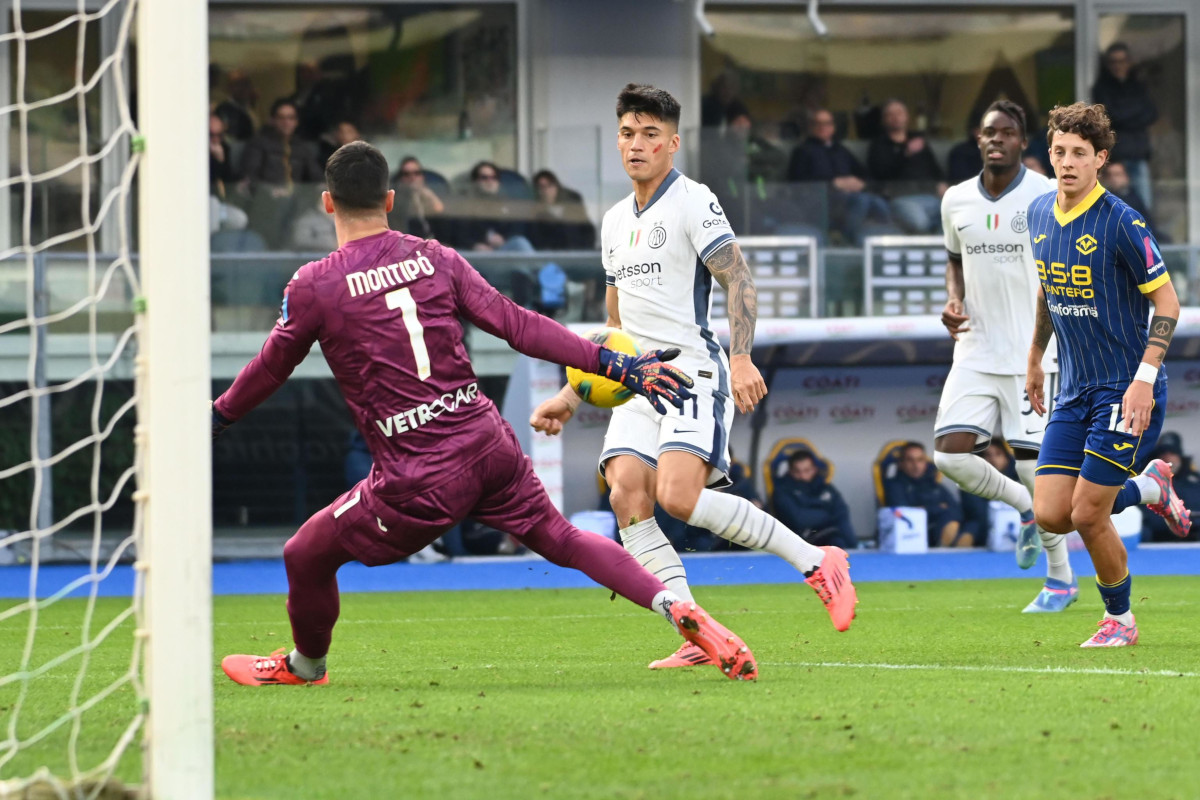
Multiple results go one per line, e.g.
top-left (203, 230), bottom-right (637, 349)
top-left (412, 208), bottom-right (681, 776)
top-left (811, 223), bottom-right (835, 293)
top-left (1011, 211), bottom-right (1028, 234)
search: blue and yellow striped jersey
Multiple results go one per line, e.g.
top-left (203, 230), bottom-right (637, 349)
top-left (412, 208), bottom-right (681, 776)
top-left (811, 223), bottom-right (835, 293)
top-left (1027, 182), bottom-right (1169, 403)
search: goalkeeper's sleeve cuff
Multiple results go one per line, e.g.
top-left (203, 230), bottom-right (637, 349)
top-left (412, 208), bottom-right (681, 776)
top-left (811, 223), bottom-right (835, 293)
top-left (212, 405), bottom-right (235, 439)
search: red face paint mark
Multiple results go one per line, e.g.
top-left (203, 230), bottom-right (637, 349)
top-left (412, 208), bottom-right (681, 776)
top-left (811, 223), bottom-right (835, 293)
top-left (653, 144), bottom-right (662, 154)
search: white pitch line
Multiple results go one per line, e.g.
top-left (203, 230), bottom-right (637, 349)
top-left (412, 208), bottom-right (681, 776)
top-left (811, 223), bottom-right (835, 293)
top-left (771, 661), bottom-right (1200, 678)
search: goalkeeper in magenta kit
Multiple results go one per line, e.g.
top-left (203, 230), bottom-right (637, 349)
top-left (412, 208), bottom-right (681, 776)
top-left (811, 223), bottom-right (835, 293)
top-left (213, 141), bottom-right (757, 685)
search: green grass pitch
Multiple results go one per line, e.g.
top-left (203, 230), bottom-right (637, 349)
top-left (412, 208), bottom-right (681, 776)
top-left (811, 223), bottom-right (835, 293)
top-left (4, 577), bottom-right (1200, 799)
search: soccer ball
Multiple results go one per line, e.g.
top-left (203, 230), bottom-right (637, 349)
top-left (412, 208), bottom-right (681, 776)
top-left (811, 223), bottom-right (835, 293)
top-left (566, 327), bottom-right (641, 408)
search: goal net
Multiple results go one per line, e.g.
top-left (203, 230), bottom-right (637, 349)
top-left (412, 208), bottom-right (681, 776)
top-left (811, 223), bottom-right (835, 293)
top-left (0, 0), bottom-right (212, 797)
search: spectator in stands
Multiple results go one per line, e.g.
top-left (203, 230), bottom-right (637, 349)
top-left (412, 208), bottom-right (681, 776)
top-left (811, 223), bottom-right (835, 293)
top-left (208, 113), bottom-right (253, 248)
top-left (958, 443), bottom-right (1020, 547)
top-left (772, 450), bottom-right (857, 551)
top-left (452, 161), bottom-right (534, 252)
top-left (868, 99), bottom-right (946, 234)
top-left (289, 189), bottom-right (338, 252)
top-left (528, 169), bottom-right (595, 250)
top-left (946, 109), bottom-right (984, 183)
top-left (318, 120), bottom-right (362, 167)
top-left (209, 113), bottom-right (239, 199)
top-left (1141, 432), bottom-right (1200, 542)
top-left (239, 99), bottom-right (324, 248)
top-left (389, 156), bottom-right (446, 240)
top-left (288, 60), bottom-right (350, 143)
top-left (707, 103), bottom-right (793, 236)
top-left (787, 107), bottom-right (891, 244)
top-left (701, 72), bottom-right (740, 130)
top-left (214, 68), bottom-right (259, 143)
top-left (1103, 161), bottom-right (1160, 238)
top-left (240, 99), bottom-right (323, 196)
top-left (1091, 42), bottom-right (1158, 209)
top-left (883, 441), bottom-right (966, 547)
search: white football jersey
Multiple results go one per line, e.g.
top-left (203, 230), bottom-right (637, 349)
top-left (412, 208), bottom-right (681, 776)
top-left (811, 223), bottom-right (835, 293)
top-left (942, 166), bottom-right (1058, 375)
top-left (602, 168), bottom-right (734, 394)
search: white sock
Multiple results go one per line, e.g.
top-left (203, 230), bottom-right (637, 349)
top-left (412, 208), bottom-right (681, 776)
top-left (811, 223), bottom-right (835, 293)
top-left (687, 489), bottom-right (825, 574)
top-left (935, 451), bottom-right (1032, 515)
top-left (1040, 530), bottom-right (1072, 582)
top-left (651, 589), bottom-right (682, 628)
top-left (287, 649), bottom-right (326, 681)
top-left (620, 518), bottom-right (694, 603)
top-left (1106, 611), bottom-right (1135, 626)
top-left (1130, 474), bottom-right (1161, 505)
top-left (1015, 459), bottom-right (1072, 583)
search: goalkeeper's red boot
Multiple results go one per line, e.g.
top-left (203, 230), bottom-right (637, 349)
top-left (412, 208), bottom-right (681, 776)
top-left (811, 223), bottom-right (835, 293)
top-left (669, 601), bottom-right (757, 681)
top-left (805, 546), bottom-right (857, 632)
top-left (648, 641), bottom-right (714, 669)
top-left (222, 647), bottom-right (328, 686)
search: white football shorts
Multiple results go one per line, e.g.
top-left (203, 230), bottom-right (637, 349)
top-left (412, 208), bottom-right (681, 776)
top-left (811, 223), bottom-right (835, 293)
top-left (935, 364), bottom-right (1058, 452)
top-left (599, 382), bottom-right (733, 488)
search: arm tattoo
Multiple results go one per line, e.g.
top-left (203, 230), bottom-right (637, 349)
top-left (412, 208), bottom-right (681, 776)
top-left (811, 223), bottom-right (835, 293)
top-left (1032, 293), bottom-right (1053, 352)
top-left (1146, 315), bottom-right (1177, 366)
top-left (704, 241), bottom-right (757, 356)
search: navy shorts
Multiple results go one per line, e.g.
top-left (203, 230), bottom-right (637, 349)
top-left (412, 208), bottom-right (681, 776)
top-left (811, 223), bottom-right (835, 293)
top-left (1036, 382), bottom-right (1166, 487)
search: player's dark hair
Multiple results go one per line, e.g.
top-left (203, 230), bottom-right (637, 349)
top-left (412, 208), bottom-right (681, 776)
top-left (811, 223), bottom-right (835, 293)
top-left (983, 100), bottom-right (1027, 138)
top-left (615, 83), bottom-right (681, 127)
top-left (1047, 102), bottom-right (1116, 156)
top-left (324, 140), bottom-right (389, 212)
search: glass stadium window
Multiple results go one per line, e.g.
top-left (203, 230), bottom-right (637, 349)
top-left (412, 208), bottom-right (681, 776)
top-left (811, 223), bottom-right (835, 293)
top-left (697, 6), bottom-right (1075, 244)
top-left (1092, 13), bottom-right (1188, 246)
top-left (207, 3), bottom-right (518, 253)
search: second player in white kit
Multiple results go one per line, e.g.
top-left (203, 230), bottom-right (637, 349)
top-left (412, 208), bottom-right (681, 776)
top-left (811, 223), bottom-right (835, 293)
top-left (935, 100), bottom-right (1077, 612)
top-left (531, 84), bottom-right (858, 671)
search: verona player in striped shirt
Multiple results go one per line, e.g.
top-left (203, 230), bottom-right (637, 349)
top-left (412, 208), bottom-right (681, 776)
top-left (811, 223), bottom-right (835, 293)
top-left (1025, 102), bottom-right (1191, 649)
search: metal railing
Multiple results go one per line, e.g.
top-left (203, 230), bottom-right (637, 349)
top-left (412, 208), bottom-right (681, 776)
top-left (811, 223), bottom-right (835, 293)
top-left (3, 239), bottom-right (1198, 346)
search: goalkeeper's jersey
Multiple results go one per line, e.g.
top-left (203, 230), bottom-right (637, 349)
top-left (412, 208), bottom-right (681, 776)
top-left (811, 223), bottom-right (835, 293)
top-left (214, 230), bottom-right (601, 503)
top-left (601, 168), bottom-right (733, 397)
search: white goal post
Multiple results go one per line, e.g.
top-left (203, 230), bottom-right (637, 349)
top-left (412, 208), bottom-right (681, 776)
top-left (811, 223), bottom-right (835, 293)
top-left (0, 0), bottom-right (213, 796)
top-left (136, 0), bottom-right (214, 796)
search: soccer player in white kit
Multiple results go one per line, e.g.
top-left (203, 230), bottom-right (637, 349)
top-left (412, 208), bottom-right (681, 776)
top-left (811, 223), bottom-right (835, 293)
top-left (935, 100), bottom-right (1076, 612)
top-left (531, 84), bottom-right (857, 669)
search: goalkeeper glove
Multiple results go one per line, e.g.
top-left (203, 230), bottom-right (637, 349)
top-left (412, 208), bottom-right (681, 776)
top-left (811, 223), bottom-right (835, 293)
top-left (596, 347), bottom-right (695, 414)
top-left (212, 405), bottom-right (234, 440)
